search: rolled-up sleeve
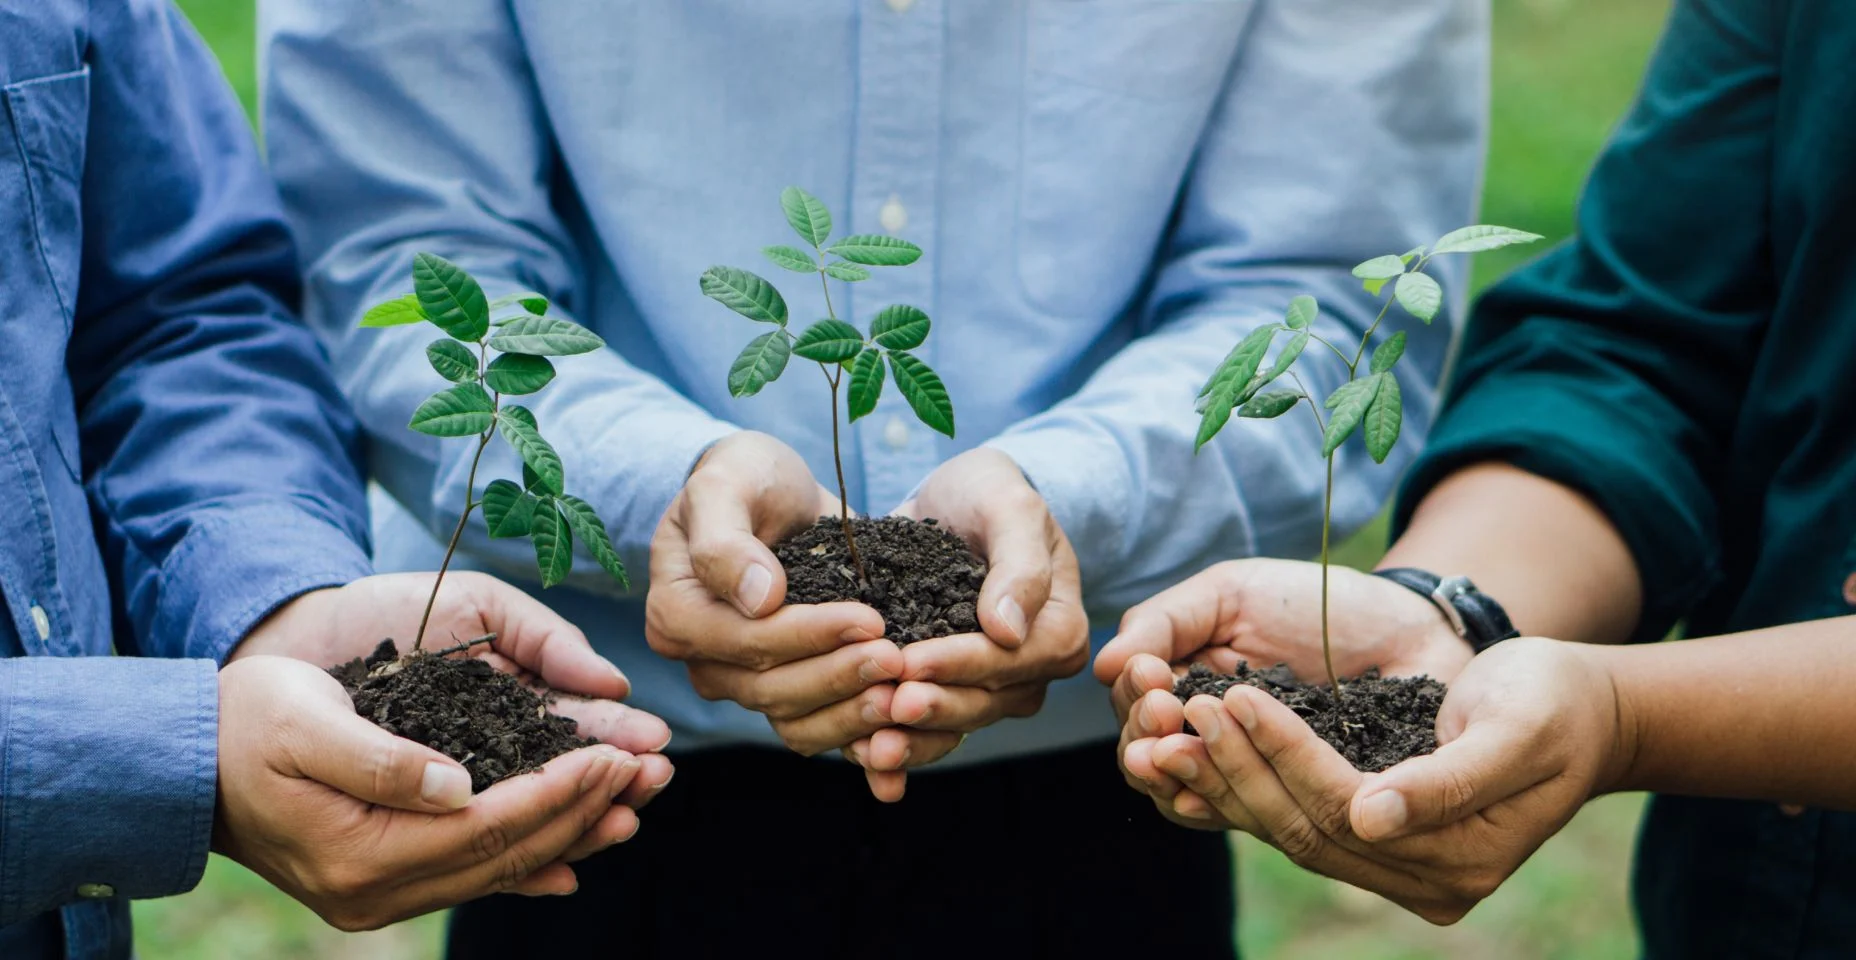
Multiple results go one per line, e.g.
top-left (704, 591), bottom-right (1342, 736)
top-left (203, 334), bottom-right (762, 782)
top-left (0, 656), bottom-right (217, 925)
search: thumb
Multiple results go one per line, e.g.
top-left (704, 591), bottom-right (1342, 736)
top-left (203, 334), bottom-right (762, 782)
top-left (460, 572), bottom-right (628, 700)
top-left (289, 690), bottom-right (476, 813)
top-left (1096, 571), bottom-right (1234, 684)
top-left (682, 471), bottom-right (794, 619)
top-left (1350, 719), bottom-right (1549, 841)
top-left (970, 494), bottom-right (1054, 651)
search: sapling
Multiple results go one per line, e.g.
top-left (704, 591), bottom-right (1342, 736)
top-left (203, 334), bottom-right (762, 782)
top-left (1193, 225), bottom-right (1543, 695)
top-left (360, 253), bottom-right (628, 651)
top-left (699, 186), bottom-right (955, 583)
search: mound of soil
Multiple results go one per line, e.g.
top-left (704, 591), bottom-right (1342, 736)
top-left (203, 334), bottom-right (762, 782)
top-left (332, 639), bottom-right (594, 793)
top-left (775, 516), bottom-right (986, 645)
top-left (1174, 661), bottom-right (1445, 772)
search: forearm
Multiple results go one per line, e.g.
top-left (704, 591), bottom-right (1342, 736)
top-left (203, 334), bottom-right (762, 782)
top-left (1594, 616), bottom-right (1856, 808)
top-left (1382, 462), bottom-right (1642, 645)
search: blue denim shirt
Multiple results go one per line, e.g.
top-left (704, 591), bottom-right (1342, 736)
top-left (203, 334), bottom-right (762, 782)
top-left (0, 3), bottom-right (374, 958)
top-left (263, 0), bottom-right (1488, 764)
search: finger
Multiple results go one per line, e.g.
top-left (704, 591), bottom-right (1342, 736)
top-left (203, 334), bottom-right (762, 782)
top-left (865, 768), bottom-right (908, 803)
top-left (1123, 737), bottom-right (1185, 805)
top-left (427, 751), bottom-right (637, 900)
top-left (1350, 720), bottom-right (1556, 842)
top-left (559, 804), bottom-right (642, 864)
top-left (1095, 566), bottom-right (1241, 684)
top-left (651, 573), bottom-right (885, 669)
top-left (508, 862), bottom-right (580, 897)
top-left (1111, 653), bottom-right (1180, 725)
top-left (1221, 686), bottom-right (1366, 848)
top-left (860, 726), bottom-right (964, 771)
top-left (889, 680), bottom-right (1045, 732)
top-left (1159, 707), bottom-right (1260, 833)
top-left (767, 684), bottom-right (896, 756)
top-left (902, 631), bottom-right (1084, 691)
top-left (616, 753), bottom-right (675, 810)
top-left (681, 465), bottom-right (815, 618)
top-left (968, 495), bottom-right (1057, 650)
top-left (690, 639), bottom-right (902, 719)
top-left (286, 688), bottom-right (476, 813)
top-left (457, 572), bottom-right (628, 700)
top-left (543, 696), bottom-right (673, 755)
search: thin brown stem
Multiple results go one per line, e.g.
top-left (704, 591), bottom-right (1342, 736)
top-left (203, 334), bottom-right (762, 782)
top-left (414, 430), bottom-right (493, 651)
top-left (1319, 455), bottom-right (1342, 697)
top-left (429, 633), bottom-right (497, 658)
top-left (827, 371), bottom-right (869, 583)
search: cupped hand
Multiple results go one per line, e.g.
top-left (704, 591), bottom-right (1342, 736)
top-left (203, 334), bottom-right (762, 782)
top-left (846, 448), bottom-right (1090, 801)
top-left (1150, 637), bottom-right (1625, 924)
top-left (235, 569), bottom-right (674, 807)
top-left (214, 655), bottom-right (645, 931)
top-left (1097, 559), bottom-right (1473, 828)
top-left (645, 431), bottom-right (910, 771)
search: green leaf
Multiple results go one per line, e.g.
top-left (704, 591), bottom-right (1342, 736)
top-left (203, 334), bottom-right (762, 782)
top-left (497, 406), bottom-right (564, 495)
top-left (484, 353), bottom-right (556, 395)
top-left (558, 494), bottom-right (629, 588)
top-left (1266, 331), bottom-right (1310, 383)
top-left (481, 479), bottom-right (538, 539)
top-left (409, 383), bottom-right (495, 437)
top-left (425, 339), bottom-right (477, 383)
top-left (847, 347), bottom-right (885, 421)
top-left (1322, 376), bottom-right (1383, 456)
top-left (1370, 330), bottom-right (1408, 374)
top-left (522, 462), bottom-right (542, 492)
top-left (780, 186), bottom-right (832, 247)
top-left (486, 315), bottom-right (606, 356)
top-left (1239, 389), bottom-right (1303, 419)
top-left (828, 235), bottom-right (923, 266)
top-left (413, 253), bottom-right (490, 342)
top-left (488, 291), bottom-right (549, 316)
top-left (870, 305), bottom-right (930, 350)
top-left (1283, 295), bottom-right (1318, 331)
top-left (361, 294), bottom-right (425, 328)
top-left (1363, 373), bottom-right (1403, 464)
top-left (1363, 277), bottom-right (1391, 297)
top-left (763, 245), bottom-right (818, 273)
top-left (1429, 225), bottom-right (1545, 256)
top-left (1194, 385), bottom-right (1237, 451)
top-left (728, 330), bottom-right (791, 397)
top-left (1351, 255), bottom-right (1405, 281)
top-left (699, 266), bottom-right (789, 326)
top-left (1394, 271), bottom-right (1443, 323)
top-left (1198, 325), bottom-right (1278, 401)
top-left (531, 503), bottom-right (574, 589)
top-left (887, 351), bottom-right (955, 437)
top-left (1399, 245), bottom-right (1426, 265)
top-left (824, 262), bottom-right (871, 282)
top-left (792, 319), bottom-right (866, 363)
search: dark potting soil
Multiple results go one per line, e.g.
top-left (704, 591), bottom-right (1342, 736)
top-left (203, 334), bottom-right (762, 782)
top-left (774, 515), bottom-right (986, 645)
top-left (331, 639), bottom-right (595, 793)
top-left (1174, 661), bottom-right (1445, 773)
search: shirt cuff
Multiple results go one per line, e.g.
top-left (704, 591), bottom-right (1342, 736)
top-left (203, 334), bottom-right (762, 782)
top-left (0, 656), bottom-right (218, 925)
top-left (151, 501), bottom-right (375, 664)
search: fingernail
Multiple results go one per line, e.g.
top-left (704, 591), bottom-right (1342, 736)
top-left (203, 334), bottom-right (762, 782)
top-left (554, 882), bottom-right (580, 896)
top-left (421, 762), bottom-right (472, 810)
top-left (581, 749), bottom-right (618, 791)
top-left (649, 769), bottom-right (676, 795)
top-left (862, 701), bottom-right (889, 725)
top-left (1229, 691), bottom-right (1258, 732)
top-left (1358, 789), bottom-right (1409, 839)
top-left (735, 564), bottom-right (773, 616)
top-left (859, 659), bottom-right (895, 683)
top-left (1178, 803), bottom-right (1213, 820)
top-left (995, 596), bottom-right (1028, 643)
top-left (613, 758), bottom-right (643, 791)
top-left (608, 662), bottom-right (629, 683)
top-left (1134, 700), bottom-right (1154, 736)
top-left (1192, 705), bottom-right (1222, 745)
top-left (652, 730), bottom-right (674, 752)
top-left (1169, 754), bottom-right (1200, 780)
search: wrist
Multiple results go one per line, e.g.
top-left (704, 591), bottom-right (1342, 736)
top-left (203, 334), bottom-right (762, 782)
top-left (1573, 642), bottom-right (1643, 796)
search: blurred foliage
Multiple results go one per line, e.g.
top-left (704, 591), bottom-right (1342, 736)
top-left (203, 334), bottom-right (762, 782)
top-left (142, 0), bottom-right (1671, 957)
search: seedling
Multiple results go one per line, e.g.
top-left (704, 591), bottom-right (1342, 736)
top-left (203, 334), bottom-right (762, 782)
top-left (699, 187), bottom-right (955, 582)
top-left (1194, 225), bottom-right (1542, 694)
top-left (360, 253), bottom-right (628, 650)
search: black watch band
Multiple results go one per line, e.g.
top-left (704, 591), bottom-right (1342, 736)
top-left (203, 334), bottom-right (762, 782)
top-left (1373, 568), bottom-right (1521, 654)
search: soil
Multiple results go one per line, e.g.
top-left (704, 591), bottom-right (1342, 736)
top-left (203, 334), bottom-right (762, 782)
top-left (1174, 661), bottom-right (1445, 772)
top-left (775, 515), bottom-right (986, 645)
top-left (331, 639), bottom-right (595, 793)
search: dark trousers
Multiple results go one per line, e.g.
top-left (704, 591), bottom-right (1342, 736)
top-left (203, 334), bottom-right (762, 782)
top-left (447, 739), bottom-right (1237, 959)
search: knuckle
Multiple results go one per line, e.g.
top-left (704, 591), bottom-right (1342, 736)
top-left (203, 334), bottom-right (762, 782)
top-left (1271, 815), bottom-right (1330, 867)
top-left (492, 847), bottom-right (546, 893)
top-left (1436, 767), bottom-right (1480, 820)
top-left (362, 739), bottom-right (410, 801)
top-left (323, 907), bottom-right (389, 934)
top-left (1414, 899), bottom-right (1473, 927)
top-left (1005, 686), bottom-right (1047, 719)
top-left (774, 726), bottom-right (822, 758)
top-left (470, 818), bottom-right (515, 866)
top-left (1452, 870), bottom-right (1504, 903)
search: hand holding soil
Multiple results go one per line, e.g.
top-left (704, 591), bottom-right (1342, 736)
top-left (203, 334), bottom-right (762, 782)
top-left (1148, 638), bottom-right (1622, 925)
top-left (212, 655), bottom-right (645, 931)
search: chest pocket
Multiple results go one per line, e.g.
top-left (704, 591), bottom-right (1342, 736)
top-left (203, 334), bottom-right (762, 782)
top-left (1017, 1), bottom-right (1252, 318)
top-left (4, 66), bottom-right (90, 480)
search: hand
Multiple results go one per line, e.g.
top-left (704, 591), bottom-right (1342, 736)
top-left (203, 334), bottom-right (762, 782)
top-left (645, 432), bottom-right (910, 776)
top-left (849, 448), bottom-right (1089, 800)
top-left (214, 656), bottom-right (645, 930)
top-left (1151, 637), bottom-right (1625, 923)
top-left (236, 570), bottom-right (674, 808)
top-left (1096, 559), bottom-right (1473, 828)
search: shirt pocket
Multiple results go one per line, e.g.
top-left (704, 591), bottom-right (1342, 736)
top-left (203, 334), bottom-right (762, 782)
top-left (1017, 1), bottom-right (1252, 318)
top-left (3, 66), bottom-right (90, 481)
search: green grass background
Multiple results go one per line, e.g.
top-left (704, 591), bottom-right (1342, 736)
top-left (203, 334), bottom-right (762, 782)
top-left (141, 0), bottom-right (1671, 956)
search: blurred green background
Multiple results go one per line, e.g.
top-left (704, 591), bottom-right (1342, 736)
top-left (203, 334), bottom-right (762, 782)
top-left (140, 0), bottom-right (1670, 956)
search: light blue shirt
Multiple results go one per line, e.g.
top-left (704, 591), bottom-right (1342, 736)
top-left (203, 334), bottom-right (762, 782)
top-left (261, 0), bottom-right (1487, 765)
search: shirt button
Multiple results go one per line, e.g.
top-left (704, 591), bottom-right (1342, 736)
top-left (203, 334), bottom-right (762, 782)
top-left (885, 0), bottom-right (915, 12)
top-left (1843, 572), bottom-right (1856, 606)
top-left (76, 882), bottom-right (115, 899)
top-left (882, 415), bottom-right (911, 451)
top-left (29, 604), bottom-right (50, 641)
top-left (879, 195), bottom-right (909, 234)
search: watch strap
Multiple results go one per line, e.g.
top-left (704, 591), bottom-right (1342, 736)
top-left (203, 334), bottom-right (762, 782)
top-left (1374, 567), bottom-right (1520, 654)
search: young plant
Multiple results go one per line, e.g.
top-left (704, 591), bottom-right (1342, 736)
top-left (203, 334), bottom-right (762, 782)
top-left (699, 187), bottom-right (954, 582)
top-left (360, 253), bottom-right (628, 650)
top-left (1194, 225), bottom-right (1543, 693)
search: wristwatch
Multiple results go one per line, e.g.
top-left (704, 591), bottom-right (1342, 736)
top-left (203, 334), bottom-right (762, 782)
top-left (1373, 568), bottom-right (1520, 654)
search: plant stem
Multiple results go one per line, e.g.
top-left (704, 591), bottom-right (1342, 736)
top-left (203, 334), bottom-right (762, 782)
top-left (814, 260), bottom-right (868, 582)
top-left (429, 633), bottom-right (497, 658)
top-left (415, 430), bottom-right (492, 651)
top-left (1348, 289), bottom-right (1401, 374)
top-left (1319, 455), bottom-right (1341, 696)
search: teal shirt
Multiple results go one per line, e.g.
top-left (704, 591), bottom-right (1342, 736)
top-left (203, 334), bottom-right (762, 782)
top-left (1398, 1), bottom-right (1856, 955)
